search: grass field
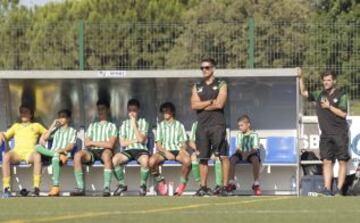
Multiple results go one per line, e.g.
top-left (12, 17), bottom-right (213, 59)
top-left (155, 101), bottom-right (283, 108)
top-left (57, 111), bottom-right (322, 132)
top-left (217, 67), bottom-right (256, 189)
top-left (0, 196), bottom-right (359, 223)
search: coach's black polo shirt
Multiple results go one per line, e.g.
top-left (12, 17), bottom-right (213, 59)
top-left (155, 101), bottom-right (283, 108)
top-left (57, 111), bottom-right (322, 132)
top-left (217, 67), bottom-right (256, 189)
top-left (308, 88), bottom-right (348, 135)
top-left (195, 78), bottom-right (226, 128)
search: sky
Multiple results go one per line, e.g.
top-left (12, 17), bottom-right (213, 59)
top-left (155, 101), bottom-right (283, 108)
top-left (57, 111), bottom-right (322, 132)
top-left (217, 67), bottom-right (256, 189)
top-left (20, 0), bottom-right (63, 7)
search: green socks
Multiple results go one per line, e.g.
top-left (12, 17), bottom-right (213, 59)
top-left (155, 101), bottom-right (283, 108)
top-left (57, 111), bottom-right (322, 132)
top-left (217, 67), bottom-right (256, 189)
top-left (74, 169), bottom-right (113, 190)
top-left (140, 167), bottom-right (150, 186)
top-left (180, 176), bottom-right (188, 184)
top-left (114, 166), bottom-right (125, 185)
top-left (215, 159), bottom-right (223, 186)
top-left (36, 145), bottom-right (60, 187)
top-left (36, 145), bottom-right (56, 157)
top-left (114, 166), bottom-right (150, 187)
top-left (74, 170), bottom-right (84, 190)
top-left (104, 169), bottom-right (112, 189)
top-left (51, 154), bottom-right (60, 186)
top-left (155, 175), bottom-right (164, 183)
top-left (191, 161), bottom-right (200, 183)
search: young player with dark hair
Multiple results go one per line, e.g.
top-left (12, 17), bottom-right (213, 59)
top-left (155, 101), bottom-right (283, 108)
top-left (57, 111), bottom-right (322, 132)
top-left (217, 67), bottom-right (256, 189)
top-left (112, 99), bottom-right (150, 196)
top-left (70, 99), bottom-right (117, 197)
top-left (149, 102), bottom-right (191, 196)
top-left (36, 109), bottom-right (76, 196)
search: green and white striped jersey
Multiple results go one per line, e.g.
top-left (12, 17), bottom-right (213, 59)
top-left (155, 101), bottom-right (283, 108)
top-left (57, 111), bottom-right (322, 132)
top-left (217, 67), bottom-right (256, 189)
top-left (189, 121), bottom-right (198, 142)
top-left (155, 119), bottom-right (187, 151)
top-left (119, 118), bottom-right (149, 150)
top-left (86, 121), bottom-right (117, 150)
top-left (236, 130), bottom-right (259, 152)
top-left (50, 127), bottom-right (77, 151)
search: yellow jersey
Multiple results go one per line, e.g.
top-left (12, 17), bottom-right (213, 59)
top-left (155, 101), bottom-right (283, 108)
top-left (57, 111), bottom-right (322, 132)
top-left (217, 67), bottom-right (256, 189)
top-left (4, 123), bottom-right (47, 159)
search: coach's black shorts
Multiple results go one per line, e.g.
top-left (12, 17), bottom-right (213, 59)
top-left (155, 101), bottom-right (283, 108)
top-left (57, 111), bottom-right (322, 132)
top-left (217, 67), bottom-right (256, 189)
top-left (195, 124), bottom-right (228, 159)
top-left (121, 149), bottom-right (149, 161)
top-left (85, 149), bottom-right (112, 165)
top-left (319, 133), bottom-right (350, 162)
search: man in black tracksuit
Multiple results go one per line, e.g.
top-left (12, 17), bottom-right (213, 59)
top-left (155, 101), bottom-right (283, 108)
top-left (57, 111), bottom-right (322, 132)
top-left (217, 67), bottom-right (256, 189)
top-left (298, 68), bottom-right (349, 196)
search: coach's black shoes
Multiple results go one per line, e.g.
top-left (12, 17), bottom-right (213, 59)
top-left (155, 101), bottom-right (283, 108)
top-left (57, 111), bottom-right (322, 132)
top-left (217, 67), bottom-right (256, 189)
top-left (318, 188), bottom-right (333, 197)
top-left (70, 188), bottom-right (85, 196)
top-left (103, 187), bottom-right (111, 197)
top-left (139, 185), bottom-right (147, 196)
top-left (212, 185), bottom-right (222, 195)
top-left (113, 184), bottom-right (127, 196)
top-left (2, 188), bottom-right (12, 198)
top-left (195, 186), bottom-right (212, 197)
top-left (195, 187), bottom-right (206, 196)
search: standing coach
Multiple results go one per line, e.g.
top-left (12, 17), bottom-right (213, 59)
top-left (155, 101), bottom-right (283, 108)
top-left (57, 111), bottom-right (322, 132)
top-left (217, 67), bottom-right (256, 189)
top-left (191, 58), bottom-right (231, 196)
top-left (298, 67), bottom-right (349, 196)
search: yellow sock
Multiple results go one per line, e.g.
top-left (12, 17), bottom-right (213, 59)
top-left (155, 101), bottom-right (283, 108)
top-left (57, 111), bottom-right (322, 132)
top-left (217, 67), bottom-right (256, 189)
top-left (3, 176), bottom-right (10, 189)
top-left (33, 175), bottom-right (41, 188)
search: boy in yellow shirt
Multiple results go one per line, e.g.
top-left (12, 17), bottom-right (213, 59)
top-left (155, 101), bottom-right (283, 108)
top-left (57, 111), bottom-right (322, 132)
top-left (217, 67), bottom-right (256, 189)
top-left (0, 104), bottom-right (47, 197)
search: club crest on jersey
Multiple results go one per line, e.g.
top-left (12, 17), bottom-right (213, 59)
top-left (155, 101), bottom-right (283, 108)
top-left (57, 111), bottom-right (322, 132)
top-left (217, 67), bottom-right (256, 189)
top-left (212, 86), bottom-right (218, 90)
top-left (197, 87), bottom-right (203, 93)
top-left (333, 98), bottom-right (338, 103)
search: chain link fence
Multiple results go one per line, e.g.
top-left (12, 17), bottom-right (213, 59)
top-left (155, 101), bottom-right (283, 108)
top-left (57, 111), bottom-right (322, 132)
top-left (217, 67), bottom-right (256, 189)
top-left (0, 21), bottom-right (359, 114)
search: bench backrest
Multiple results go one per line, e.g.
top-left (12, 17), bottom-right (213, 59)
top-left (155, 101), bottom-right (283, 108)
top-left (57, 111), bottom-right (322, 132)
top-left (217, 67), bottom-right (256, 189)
top-left (228, 135), bottom-right (297, 164)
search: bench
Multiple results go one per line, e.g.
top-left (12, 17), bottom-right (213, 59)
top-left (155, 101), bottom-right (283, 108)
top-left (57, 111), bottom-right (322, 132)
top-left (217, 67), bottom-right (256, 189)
top-left (0, 131), bottom-right (299, 195)
top-left (1, 135), bottom-right (298, 170)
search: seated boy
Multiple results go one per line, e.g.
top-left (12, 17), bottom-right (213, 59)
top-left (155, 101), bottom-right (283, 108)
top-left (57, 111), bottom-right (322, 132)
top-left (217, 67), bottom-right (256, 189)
top-left (112, 99), bottom-right (150, 196)
top-left (228, 115), bottom-right (261, 195)
top-left (0, 104), bottom-right (47, 197)
top-left (149, 102), bottom-right (191, 196)
top-left (36, 109), bottom-right (76, 196)
top-left (70, 99), bottom-right (117, 197)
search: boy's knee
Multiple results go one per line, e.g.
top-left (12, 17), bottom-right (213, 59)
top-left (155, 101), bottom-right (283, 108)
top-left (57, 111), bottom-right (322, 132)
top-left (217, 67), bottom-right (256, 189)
top-left (33, 152), bottom-right (41, 161)
top-left (74, 152), bottom-right (83, 162)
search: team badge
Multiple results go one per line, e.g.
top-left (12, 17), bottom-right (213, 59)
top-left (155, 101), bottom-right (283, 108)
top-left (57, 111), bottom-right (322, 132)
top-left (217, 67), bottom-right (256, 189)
top-left (333, 98), bottom-right (338, 103)
top-left (212, 86), bottom-right (218, 90)
top-left (197, 87), bottom-right (203, 93)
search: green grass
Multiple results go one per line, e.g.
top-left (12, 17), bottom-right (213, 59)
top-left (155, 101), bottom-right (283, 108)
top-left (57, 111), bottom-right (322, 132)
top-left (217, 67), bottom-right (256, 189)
top-left (0, 196), bottom-right (359, 223)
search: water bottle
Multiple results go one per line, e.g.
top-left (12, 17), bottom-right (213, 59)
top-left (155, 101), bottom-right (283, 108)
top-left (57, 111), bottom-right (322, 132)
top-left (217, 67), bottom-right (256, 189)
top-left (168, 181), bottom-right (174, 196)
top-left (308, 192), bottom-right (319, 197)
top-left (290, 175), bottom-right (297, 192)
